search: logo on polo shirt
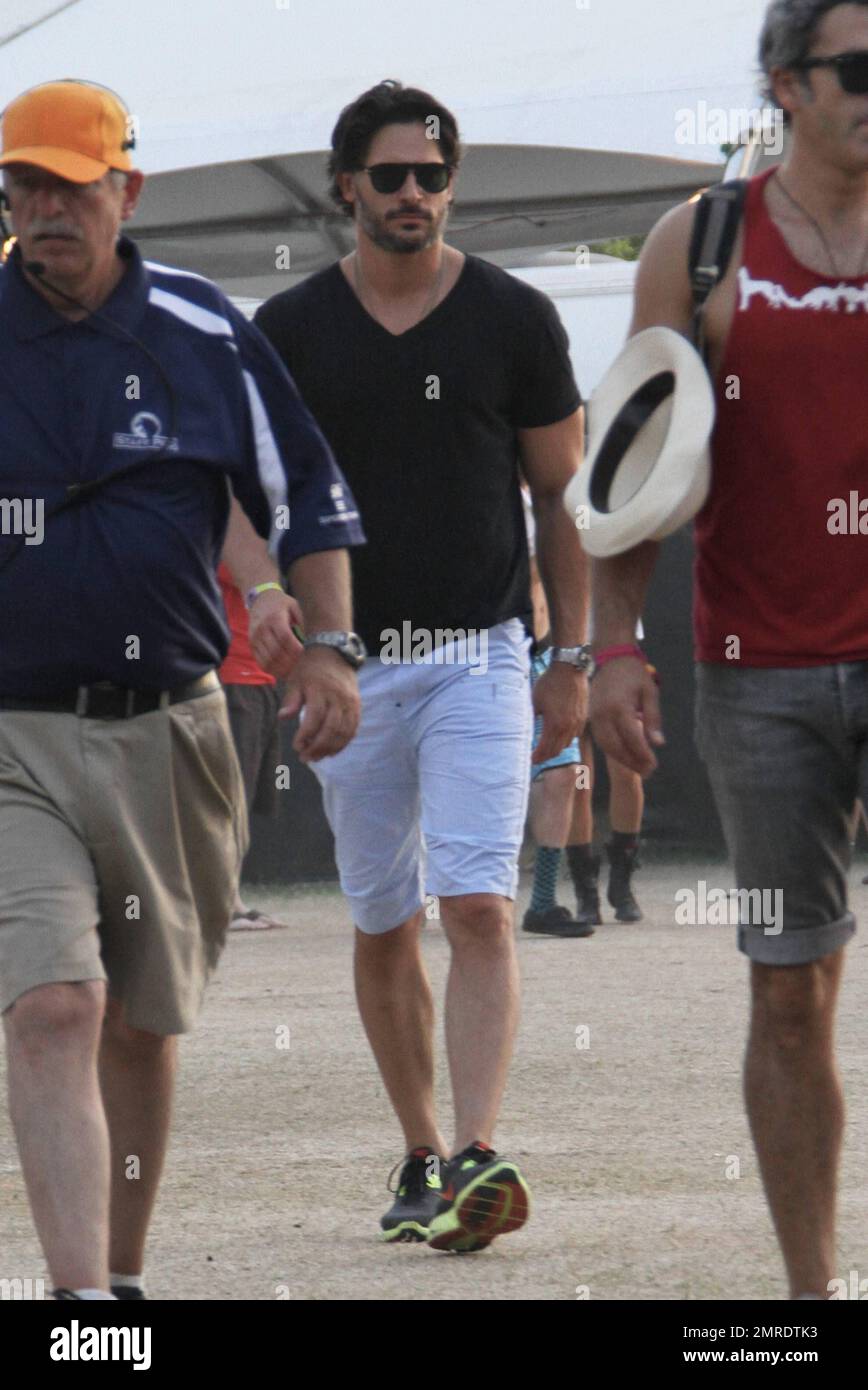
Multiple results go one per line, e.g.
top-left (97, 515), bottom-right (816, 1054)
top-left (112, 410), bottom-right (179, 453)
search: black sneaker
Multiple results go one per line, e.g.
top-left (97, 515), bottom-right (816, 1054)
top-left (111, 1286), bottom-right (147, 1300)
top-left (380, 1146), bottom-right (444, 1243)
top-left (522, 905), bottom-right (595, 938)
top-left (427, 1141), bottom-right (531, 1253)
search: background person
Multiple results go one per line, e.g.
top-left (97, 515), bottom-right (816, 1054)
top-left (219, 501), bottom-right (301, 932)
top-left (520, 485), bottom-right (594, 938)
top-left (567, 703), bottom-right (646, 926)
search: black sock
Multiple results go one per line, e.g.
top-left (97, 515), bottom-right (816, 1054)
top-left (610, 830), bottom-right (639, 853)
top-left (566, 843), bottom-right (594, 892)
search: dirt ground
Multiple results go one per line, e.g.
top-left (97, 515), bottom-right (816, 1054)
top-left (2, 857), bottom-right (867, 1302)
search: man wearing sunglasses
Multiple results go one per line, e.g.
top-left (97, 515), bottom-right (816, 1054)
top-left (254, 80), bottom-right (588, 1251)
top-left (590, 0), bottom-right (868, 1298)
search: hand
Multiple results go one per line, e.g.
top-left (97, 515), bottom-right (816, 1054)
top-left (279, 645), bottom-right (361, 762)
top-left (248, 590), bottom-right (305, 678)
top-left (588, 658), bottom-right (664, 777)
top-left (531, 663), bottom-right (588, 765)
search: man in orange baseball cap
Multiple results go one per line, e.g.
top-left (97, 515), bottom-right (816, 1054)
top-left (0, 79), bottom-right (143, 317)
top-left (0, 78), bottom-right (364, 1305)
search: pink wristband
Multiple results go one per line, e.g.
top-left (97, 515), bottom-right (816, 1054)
top-left (593, 643), bottom-right (646, 669)
top-left (593, 644), bottom-right (660, 686)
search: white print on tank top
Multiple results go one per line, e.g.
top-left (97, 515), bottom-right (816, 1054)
top-left (738, 265), bottom-right (868, 314)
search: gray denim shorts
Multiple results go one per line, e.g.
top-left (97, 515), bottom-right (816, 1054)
top-left (694, 661), bottom-right (866, 965)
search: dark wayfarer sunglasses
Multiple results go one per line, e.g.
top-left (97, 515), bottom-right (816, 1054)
top-left (360, 162), bottom-right (453, 194)
top-left (795, 49), bottom-right (868, 94)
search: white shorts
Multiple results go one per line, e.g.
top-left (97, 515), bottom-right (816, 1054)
top-left (312, 620), bottom-right (533, 933)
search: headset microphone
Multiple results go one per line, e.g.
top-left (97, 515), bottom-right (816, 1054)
top-left (24, 260), bottom-right (45, 276)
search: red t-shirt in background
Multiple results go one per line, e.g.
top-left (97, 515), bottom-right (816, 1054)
top-left (694, 166), bottom-right (868, 667)
top-left (217, 562), bottom-right (275, 686)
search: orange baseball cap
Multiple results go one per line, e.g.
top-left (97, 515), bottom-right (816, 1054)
top-left (0, 79), bottom-right (135, 183)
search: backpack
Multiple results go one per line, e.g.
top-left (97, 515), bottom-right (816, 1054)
top-left (687, 179), bottom-right (748, 361)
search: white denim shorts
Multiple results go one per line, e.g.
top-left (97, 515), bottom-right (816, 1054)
top-left (312, 620), bottom-right (532, 933)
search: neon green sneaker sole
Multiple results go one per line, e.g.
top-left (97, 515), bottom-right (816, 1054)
top-left (379, 1219), bottom-right (430, 1244)
top-left (426, 1160), bottom-right (531, 1253)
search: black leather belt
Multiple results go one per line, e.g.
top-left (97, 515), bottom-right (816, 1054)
top-left (0, 671), bottom-right (220, 718)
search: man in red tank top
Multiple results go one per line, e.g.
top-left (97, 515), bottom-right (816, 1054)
top-left (590, 0), bottom-right (868, 1299)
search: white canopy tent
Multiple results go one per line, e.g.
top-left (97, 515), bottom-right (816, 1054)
top-left (1, 0), bottom-right (771, 294)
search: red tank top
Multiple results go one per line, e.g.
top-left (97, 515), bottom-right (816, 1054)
top-left (694, 165), bottom-right (868, 666)
top-left (217, 562), bottom-right (275, 686)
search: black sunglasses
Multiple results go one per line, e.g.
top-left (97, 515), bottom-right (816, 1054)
top-left (360, 162), bottom-right (453, 194)
top-left (796, 49), bottom-right (868, 94)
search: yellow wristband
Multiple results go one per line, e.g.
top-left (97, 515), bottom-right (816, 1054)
top-left (245, 581), bottom-right (284, 610)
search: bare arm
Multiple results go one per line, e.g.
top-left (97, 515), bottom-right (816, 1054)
top-left (519, 407), bottom-right (591, 760)
top-left (285, 548), bottom-right (353, 633)
top-left (221, 495), bottom-right (304, 677)
top-left (594, 199), bottom-right (696, 640)
top-left (589, 200), bottom-right (698, 774)
top-left (279, 547), bottom-right (360, 763)
top-left (221, 494), bottom-right (282, 595)
top-left (222, 497), bottom-right (360, 762)
top-left (521, 408), bottom-right (589, 647)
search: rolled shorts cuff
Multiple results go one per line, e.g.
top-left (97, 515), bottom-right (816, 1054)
top-left (352, 885), bottom-right (426, 936)
top-left (738, 910), bottom-right (856, 966)
top-left (0, 963), bottom-right (107, 1018)
top-left (351, 854), bottom-right (520, 934)
top-left (427, 845), bottom-right (520, 903)
top-left (531, 743), bottom-right (582, 781)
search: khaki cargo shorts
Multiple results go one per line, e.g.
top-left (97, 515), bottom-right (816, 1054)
top-left (0, 686), bottom-right (249, 1035)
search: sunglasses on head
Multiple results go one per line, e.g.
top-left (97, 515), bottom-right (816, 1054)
top-left (361, 162), bottom-right (453, 194)
top-left (796, 49), bottom-right (868, 94)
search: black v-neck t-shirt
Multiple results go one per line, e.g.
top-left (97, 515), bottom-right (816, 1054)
top-left (254, 255), bottom-right (580, 653)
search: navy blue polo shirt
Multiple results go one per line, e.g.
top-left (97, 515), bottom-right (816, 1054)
top-left (0, 238), bottom-right (364, 696)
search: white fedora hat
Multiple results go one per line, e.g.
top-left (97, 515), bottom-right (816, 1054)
top-left (565, 327), bottom-right (715, 557)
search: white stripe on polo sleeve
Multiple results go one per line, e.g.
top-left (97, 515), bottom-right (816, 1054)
top-left (148, 286), bottom-right (234, 337)
top-left (242, 369), bottom-right (289, 555)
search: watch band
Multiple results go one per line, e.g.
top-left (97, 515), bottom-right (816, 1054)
top-left (549, 644), bottom-right (593, 672)
top-left (303, 631), bottom-right (367, 670)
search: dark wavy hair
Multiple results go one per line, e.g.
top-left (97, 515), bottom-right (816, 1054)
top-left (327, 80), bottom-right (462, 216)
top-left (759, 0), bottom-right (868, 111)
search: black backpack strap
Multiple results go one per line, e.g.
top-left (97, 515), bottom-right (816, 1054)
top-left (688, 178), bottom-right (748, 361)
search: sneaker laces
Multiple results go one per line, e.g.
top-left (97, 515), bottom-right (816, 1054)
top-left (386, 1147), bottom-right (439, 1195)
top-left (453, 1140), bottom-right (498, 1167)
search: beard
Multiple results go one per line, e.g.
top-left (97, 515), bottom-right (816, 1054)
top-left (355, 193), bottom-right (451, 254)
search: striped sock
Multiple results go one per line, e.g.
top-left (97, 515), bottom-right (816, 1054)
top-left (530, 846), bottom-right (562, 913)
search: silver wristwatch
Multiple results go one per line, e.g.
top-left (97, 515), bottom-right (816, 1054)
top-left (549, 644), bottom-right (594, 674)
top-left (303, 630), bottom-right (367, 670)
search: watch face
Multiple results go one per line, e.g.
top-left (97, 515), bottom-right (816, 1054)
top-left (305, 632), bottom-right (367, 667)
top-left (553, 647), bottom-right (592, 670)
